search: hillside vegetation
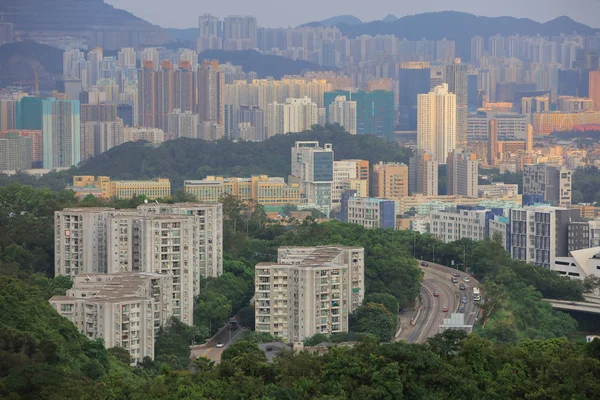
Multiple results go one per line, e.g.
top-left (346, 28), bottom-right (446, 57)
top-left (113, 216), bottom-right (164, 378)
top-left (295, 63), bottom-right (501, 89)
top-left (0, 126), bottom-right (412, 191)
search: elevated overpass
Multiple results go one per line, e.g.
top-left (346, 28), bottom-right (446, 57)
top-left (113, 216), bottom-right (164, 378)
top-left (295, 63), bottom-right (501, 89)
top-left (543, 298), bottom-right (600, 314)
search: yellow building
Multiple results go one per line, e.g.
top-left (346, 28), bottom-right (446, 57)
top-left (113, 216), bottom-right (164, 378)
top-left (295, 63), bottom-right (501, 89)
top-left (184, 175), bottom-right (302, 206)
top-left (532, 111), bottom-right (600, 135)
top-left (70, 176), bottom-right (171, 199)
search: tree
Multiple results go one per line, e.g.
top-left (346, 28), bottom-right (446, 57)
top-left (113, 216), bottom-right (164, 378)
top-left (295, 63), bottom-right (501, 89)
top-left (364, 292), bottom-right (399, 314)
top-left (426, 330), bottom-right (468, 359)
top-left (350, 303), bottom-right (397, 342)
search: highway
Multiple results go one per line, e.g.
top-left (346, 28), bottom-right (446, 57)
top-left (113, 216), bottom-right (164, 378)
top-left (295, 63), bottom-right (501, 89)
top-left (190, 324), bottom-right (246, 363)
top-left (403, 261), bottom-right (481, 343)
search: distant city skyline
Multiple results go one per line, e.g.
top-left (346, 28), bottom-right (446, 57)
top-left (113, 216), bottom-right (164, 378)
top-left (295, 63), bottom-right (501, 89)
top-left (106, 0), bottom-right (600, 29)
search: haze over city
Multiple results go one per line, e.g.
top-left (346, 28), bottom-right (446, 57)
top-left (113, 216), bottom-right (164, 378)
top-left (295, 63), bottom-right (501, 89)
top-left (107, 0), bottom-right (600, 28)
top-left (2, 0), bottom-right (600, 397)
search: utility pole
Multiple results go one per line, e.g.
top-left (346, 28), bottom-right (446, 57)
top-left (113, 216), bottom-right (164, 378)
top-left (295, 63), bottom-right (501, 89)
top-left (432, 244), bottom-right (435, 263)
top-left (413, 230), bottom-right (416, 258)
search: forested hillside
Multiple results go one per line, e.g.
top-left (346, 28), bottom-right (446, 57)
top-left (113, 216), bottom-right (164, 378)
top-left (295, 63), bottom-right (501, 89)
top-left (0, 125), bottom-right (413, 191)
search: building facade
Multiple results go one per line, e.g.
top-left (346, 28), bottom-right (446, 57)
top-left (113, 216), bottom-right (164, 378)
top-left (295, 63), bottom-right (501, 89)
top-left (523, 164), bottom-right (572, 207)
top-left (417, 83), bottom-right (456, 164)
top-left (447, 149), bottom-right (479, 198)
top-left (255, 246), bottom-right (364, 343)
top-left (49, 272), bottom-right (172, 364)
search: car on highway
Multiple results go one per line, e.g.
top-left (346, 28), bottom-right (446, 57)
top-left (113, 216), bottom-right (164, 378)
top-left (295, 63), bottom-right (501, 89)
top-left (420, 262), bottom-right (429, 267)
top-left (451, 277), bottom-right (458, 283)
top-left (452, 272), bottom-right (460, 277)
top-left (462, 296), bottom-right (467, 304)
top-left (459, 283), bottom-right (466, 290)
top-left (458, 306), bottom-right (465, 313)
top-left (443, 306), bottom-right (449, 312)
top-left (433, 291), bottom-right (440, 297)
top-left (216, 342), bottom-right (224, 348)
top-left (463, 276), bottom-right (470, 282)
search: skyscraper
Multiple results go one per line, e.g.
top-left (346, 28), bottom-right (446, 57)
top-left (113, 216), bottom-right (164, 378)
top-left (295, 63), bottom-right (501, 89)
top-left (470, 36), bottom-right (484, 65)
top-left (117, 48), bottom-right (136, 68)
top-left (417, 83), bottom-right (456, 164)
top-left (372, 162), bottom-right (409, 198)
top-left (398, 62), bottom-right (431, 131)
top-left (197, 14), bottom-right (223, 52)
top-left (409, 151), bottom-right (439, 196)
top-left (138, 61), bottom-right (157, 128)
top-left (198, 60), bottom-right (224, 125)
top-left (590, 70), bottom-right (600, 110)
top-left (156, 60), bottom-right (175, 132)
top-left (42, 98), bottom-right (81, 169)
top-left (445, 58), bottom-right (468, 144)
top-left (87, 48), bottom-right (103, 87)
top-left (174, 61), bottom-right (197, 113)
top-left (447, 149), bottom-right (478, 198)
top-left (266, 97), bottom-right (318, 137)
top-left (328, 95), bottom-right (356, 134)
top-left (488, 118), bottom-right (498, 166)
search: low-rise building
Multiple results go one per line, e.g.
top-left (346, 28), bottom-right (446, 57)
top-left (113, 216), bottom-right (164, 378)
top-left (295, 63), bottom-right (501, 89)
top-left (340, 193), bottom-right (396, 230)
top-left (430, 207), bottom-right (488, 243)
top-left (255, 246), bottom-right (364, 343)
top-left (70, 176), bottom-right (171, 200)
top-left (49, 272), bottom-right (173, 364)
top-left (184, 175), bottom-right (302, 207)
top-left (553, 247), bottom-right (600, 280)
top-left (478, 183), bottom-right (519, 198)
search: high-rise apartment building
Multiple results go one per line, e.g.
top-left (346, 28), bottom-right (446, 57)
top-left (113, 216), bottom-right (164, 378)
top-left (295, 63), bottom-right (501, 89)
top-left (417, 83), bottom-right (456, 164)
top-left (510, 206), bottom-right (580, 269)
top-left (291, 141), bottom-right (334, 215)
top-left (123, 127), bottom-right (165, 144)
top-left (328, 95), bottom-right (356, 134)
top-left (447, 149), bottom-right (478, 198)
top-left (55, 207), bottom-right (123, 277)
top-left (523, 164), bottom-right (572, 207)
top-left (140, 48), bottom-right (160, 71)
top-left (324, 90), bottom-right (394, 140)
top-left (198, 60), bottom-right (224, 125)
top-left (488, 118), bottom-right (499, 166)
top-left (223, 15), bottom-right (257, 50)
top-left (590, 70), bottom-right (600, 111)
top-left (409, 151), bottom-right (439, 196)
top-left (372, 162), bottom-right (409, 198)
top-left (49, 272), bottom-right (173, 364)
top-left (331, 160), bottom-right (369, 208)
top-left (398, 62), bottom-right (431, 131)
top-left (266, 97), bottom-right (318, 137)
top-left (445, 58), bottom-right (468, 144)
top-left (255, 246), bottom-right (364, 343)
top-left (167, 109), bottom-right (199, 138)
top-left (0, 132), bottom-right (32, 170)
top-left (430, 207), bottom-right (488, 243)
top-left (198, 14), bottom-right (222, 51)
top-left (174, 61), bottom-right (197, 113)
top-left (470, 36), bottom-right (484, 65)
top-left (87, 48), bottom-right (103, 87)
top-left (117, 48), bottom-right (136, 68)
top-left (42, 98), bottom-right (81, 169)
top-left (156, 60), bottom-right (175, 132)
top-left (138, 61), bottom-right (157, 128)
top-left (80, 120), bottom-right (124, 160)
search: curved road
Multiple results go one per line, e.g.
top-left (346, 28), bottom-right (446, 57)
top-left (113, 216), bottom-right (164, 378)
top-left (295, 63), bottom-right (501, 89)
top-left (404, 261), bottom-right (481, 344)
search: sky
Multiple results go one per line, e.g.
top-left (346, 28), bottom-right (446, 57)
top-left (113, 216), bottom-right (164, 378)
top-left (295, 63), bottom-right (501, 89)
top-left (106, 0), bottom-right (600, 29)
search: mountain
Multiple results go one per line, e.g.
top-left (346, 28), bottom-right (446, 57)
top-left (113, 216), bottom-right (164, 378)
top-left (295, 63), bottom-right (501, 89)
top-left (0, 41), bottom-right (63, 90)
top-left (198, 50), bottom-right (331, 79)
top-left (0, 0), bottom-right (170, 49)
top-left (300, 15), bottom-right (362, 28)
top-left (381, 14), bottom-right (398, 23)
top-left (336, 11), bottom-right (600, 59)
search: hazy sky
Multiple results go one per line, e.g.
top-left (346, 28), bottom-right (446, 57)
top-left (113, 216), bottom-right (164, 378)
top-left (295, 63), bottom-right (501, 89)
top-left (106, 0), bottom-right (600, 29)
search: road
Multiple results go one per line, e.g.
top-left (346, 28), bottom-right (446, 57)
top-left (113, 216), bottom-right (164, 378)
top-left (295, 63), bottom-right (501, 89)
top-left (401, 261), bottom-right (481, 343)
top-left (190, 325), bottom-right (246, 363)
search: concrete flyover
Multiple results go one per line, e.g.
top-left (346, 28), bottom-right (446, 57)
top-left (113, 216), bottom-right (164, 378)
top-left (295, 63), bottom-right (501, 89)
top-left (543, 298), bottom-right (600, 315)
top-left (400, 260), bottom-right (481, 344)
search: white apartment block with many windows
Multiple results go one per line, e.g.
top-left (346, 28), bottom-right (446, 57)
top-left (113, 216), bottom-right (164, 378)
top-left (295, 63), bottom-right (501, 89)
top-left (49, 272), bottom-right (172, 364)
top-left (255, 246), bottom-right (364, 343)
top-left (430, 208), bottom-right (487, 243)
